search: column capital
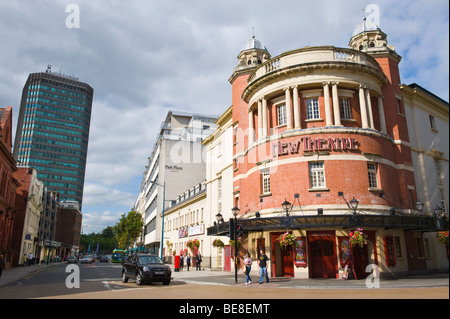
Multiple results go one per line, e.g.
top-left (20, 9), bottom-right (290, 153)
top-left (322, 81), bottom-right (331, 86)
top-left (331, 81), bottom-right (340, 86)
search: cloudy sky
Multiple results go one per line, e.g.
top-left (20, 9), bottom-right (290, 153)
top-left (1, 0), bottom-right (448, 234)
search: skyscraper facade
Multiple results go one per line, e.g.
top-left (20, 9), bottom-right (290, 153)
top-left (13, 66), bottom-right (94, 206)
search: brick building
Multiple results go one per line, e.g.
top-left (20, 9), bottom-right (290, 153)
top-left (0, 106), bottom-right (20, 269)
top-left (207, 19), bottom-right (448, 278)
top-left (55, 200), bottom-right (82, 258)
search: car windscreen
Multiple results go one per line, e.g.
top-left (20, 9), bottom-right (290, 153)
top-left (139, 256), bottom-right (163, 264)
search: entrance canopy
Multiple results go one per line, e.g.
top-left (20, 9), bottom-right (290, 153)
top-left (207, 214), bottom-right (447, 236)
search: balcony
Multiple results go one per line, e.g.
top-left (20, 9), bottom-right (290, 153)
top-left (247, 46), bottom-right (380, 84)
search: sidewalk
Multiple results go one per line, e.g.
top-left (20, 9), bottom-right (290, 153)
top-left (170, 266), bottom-right (449, 290)
top-left (0, 263), bottom-right (53, 288)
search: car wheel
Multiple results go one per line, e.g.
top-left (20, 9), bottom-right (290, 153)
top-left (122, 271), bottom-right (129, 283)
top-left (136, 271), bottom-right (143, 285)
top-left (163, 279), bottom-right (170, 285)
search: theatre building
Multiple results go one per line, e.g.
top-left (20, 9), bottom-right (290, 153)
top-left (207, 19), bottom-right (448, 279)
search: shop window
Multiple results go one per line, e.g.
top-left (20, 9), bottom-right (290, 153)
top-left (384, 236), bottom-right (396, 267)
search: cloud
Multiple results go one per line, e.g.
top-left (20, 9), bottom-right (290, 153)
top-left (1, 0), bottom-right (448, 234)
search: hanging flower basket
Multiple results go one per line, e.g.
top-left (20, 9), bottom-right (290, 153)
top-left (186, 239), bottom-right (200, 251)
top-left (212, 239), bottom-right (225, 248)
top-left (349, 228), bottom-right (368, 248)
top-left (437, 231), bottom-right (449, 245)
top-left (229, 238), bottom-right (241, 250)
top-left (278, 232), bottom-right (296, 248)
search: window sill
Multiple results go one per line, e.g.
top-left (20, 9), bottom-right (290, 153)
top-left (308, 187), bottom-right (329, 192)
top-left (259, 193), bottom-right (272, 198)
top-left (305, 118), bottom-right (323, 123)
top-left (368, 187), bottom-right (383, 192)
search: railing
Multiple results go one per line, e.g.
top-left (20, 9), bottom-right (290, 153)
top-left (248, 47), bottom-right (380, 83)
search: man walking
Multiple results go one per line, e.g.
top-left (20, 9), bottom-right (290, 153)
top-left (27, 252), bottom-right (33, 266)
top-left (195, 252), bottom-right (202, 271)
top-left (257, 249), bottom-right (269, 284)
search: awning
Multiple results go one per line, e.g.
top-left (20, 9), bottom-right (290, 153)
top-left (207, 214), bottom-right (448, 236)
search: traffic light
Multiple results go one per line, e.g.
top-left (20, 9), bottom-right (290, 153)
top-left (236, 225), bottom-right (243, 238)
top-left (228, 218), bottom-right (235, 240)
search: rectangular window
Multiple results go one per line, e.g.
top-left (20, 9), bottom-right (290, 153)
top-left (217, 177), bottom-right (222, 213)
top-left (429, 115), bottom-right (436, 130)
top-left (340, 98), bottom-right (352, 119)
top-left (306, 98), bottom-right (320, 120)
top-left (367, 162), bottom-right (378, 188)
top-left (309, 162), bottom-right (325, 188)
top-left (277, 104), bottom-right (286, 126)
top-left (261, 169), bottom-right (271, 194)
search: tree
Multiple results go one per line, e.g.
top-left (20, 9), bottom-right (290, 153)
top-left (113, 211), bottom-right (144, 250)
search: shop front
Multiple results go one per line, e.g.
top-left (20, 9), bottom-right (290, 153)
top-left (207, 214), bottom-right (446, 279)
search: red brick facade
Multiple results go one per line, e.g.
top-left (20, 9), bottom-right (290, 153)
top-left (222, 27), bottom-right (447, 278)
top-left (0, 106), bottom-right (20, 269)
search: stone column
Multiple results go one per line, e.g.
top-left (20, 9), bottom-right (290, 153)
top-left (262, 97), bottom-right (268, 137)
top-left (285, 88), bottom-right (293, 129)
top-left (332, 82), bottom-right (342, 126)
top-left (293, 86), bottom-right (300, 129)
top-left (257, 99), bottom-right (263, 138)
top-left (323, 82), bottom-right (333, 126)
top-left (248, 109), bottom-right (255, 145)
top-left (378, 96), bottom-right (387, 133)
top-left (365, 88), bottom-right (375, 129)
top-left (359, 85), bottom-right (369, 128)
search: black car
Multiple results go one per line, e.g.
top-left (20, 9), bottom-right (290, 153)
top-left (122, 254), bottom-right (171, 285)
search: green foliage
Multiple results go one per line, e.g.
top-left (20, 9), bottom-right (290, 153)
top-left (113, 211), bottom-right (144, 250)
top-left (80, 226), bottom-right (116, 253)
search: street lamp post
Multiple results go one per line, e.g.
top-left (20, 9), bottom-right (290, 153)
top-left (231, 206), bottom-right (240, 284)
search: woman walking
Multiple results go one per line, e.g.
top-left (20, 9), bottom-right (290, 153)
top-left (244, 254), bottom-right (252, 284)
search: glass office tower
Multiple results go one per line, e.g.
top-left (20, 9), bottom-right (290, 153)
top-left (13, 66), bottom-right (94, 206)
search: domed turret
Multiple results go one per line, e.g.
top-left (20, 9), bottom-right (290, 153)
top-left (349, 18), bottom-right (388, 52)
top-left (241, 36), bottom-right (268, 52)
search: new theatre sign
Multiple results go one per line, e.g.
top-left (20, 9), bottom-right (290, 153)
top-left (273, 136), bottom-right (358, 157)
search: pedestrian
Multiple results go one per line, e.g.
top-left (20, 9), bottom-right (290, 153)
top-left (27, 252), bottom-right (33, 266)
top-left (257, 249), bottom-right (269, 284)
top-left (244, 253), bottom-right (252, 284)
top-left (0, 254), bottom-right (5, 279)
top-left (186, 253), bottom-right (191, 271)
top-left (179, 253), bottom-right (184, 271)
top-left (195, 252), bottom-right (202, 271)
top-left (23, 254), bottom-right (27, 266)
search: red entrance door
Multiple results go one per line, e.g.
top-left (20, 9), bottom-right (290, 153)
top-left (271, 233), bottom-right (294, 277)
top-left (308, 232), bottom-right (338, 278)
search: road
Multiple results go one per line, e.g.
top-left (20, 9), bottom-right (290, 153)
top-left (0, 262), bottom-right (448, 301)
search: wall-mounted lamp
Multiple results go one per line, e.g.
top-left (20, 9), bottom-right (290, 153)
top-left (255, 212), bottom-right (260, 218)
top-left (339, 192), bottom-right (359, 215)
top-left (416, 201), bottom-right (424, 213)
top-left (317, 208), bottom-right (323, 215)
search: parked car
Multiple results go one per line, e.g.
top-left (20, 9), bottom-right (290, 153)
top-left (99, 255), bottom-right (109, 263)
top-left (67, 256), bottom-right (78, 264)
top-left (122, 254), bottom-right (171, 285)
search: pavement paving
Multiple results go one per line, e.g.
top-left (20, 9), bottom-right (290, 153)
top-left (1, 262), bottom-right (448, 291)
